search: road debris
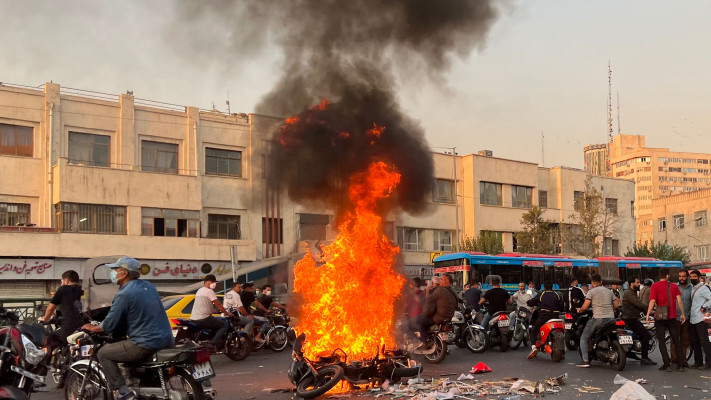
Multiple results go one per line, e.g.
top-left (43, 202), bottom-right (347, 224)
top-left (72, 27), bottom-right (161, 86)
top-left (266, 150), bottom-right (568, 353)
top-left (610, 381), bottom-right (655, 400)
top-left (613, 374), bottom-right (647, 385)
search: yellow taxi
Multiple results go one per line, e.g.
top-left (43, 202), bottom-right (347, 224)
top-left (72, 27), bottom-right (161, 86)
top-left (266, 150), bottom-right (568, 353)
top-left (162, 294), bottom-right (224, 328)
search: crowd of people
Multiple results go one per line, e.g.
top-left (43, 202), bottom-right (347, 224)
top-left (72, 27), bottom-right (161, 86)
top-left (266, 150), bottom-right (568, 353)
top-left (404, 267), bottom-right (711, 371)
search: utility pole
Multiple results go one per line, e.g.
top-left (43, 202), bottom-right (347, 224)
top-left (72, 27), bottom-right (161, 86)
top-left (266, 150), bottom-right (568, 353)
top-left (541, 131), bottom-right (545, 167)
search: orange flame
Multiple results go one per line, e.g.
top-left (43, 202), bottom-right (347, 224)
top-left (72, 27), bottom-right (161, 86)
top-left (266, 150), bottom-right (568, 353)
top-left (294, 161), bottom-right (405, 361)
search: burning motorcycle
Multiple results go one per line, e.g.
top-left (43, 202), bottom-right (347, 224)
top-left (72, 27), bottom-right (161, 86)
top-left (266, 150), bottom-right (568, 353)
top-left (578, 319), bottom-right (629, 371)
top-left (172, 315), bottom-right (252, 361)
top-left (63, 330), bottom-right (216, 400)
top-left (0, 307), bottom-right (62, 399)
top-left (289, 334), bottom-right (421, 399)
top-left (529, 318), bottom-right (566, 362)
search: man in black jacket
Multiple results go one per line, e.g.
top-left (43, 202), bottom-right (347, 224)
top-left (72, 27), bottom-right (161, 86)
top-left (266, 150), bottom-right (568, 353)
top-left (527, 281), bottom-right (564, 359)
top-left (567, 277), bottom-right (585, 313)
top-left (621, 276), bottom-right (656, 366)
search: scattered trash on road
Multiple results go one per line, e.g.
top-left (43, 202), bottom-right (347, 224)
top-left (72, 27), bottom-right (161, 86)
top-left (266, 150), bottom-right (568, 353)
top-left (610, 381), bottom-right (655, 400)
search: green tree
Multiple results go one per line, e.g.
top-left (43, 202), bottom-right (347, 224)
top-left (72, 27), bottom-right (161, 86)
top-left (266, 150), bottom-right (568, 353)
top-left (625, 240), bottom-right (691, 265)
top-left (516, 205), bottom-right (554, 254)
top-left (562, 175), bottom-right (617, 258)
top-left (455, 231), bottom-right (504, 255)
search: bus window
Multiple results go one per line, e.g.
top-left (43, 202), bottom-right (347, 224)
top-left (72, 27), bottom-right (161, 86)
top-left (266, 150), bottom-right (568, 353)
top-left (471, 265), bottom-right (490, 285)
top-left (572, 266), bottom-right (598, 284)
top-left (522, 266), bottom-right (544, 289)
top-left (555, 266), bottom-right (572, 288)
top-left (490, 265), bottom-right (522, 286)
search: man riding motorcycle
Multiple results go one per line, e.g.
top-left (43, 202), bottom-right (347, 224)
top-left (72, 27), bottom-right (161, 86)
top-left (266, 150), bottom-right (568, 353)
top-left (80, 257), bottom-right (174, 400)
top-left (190, 274), bottom-right (234, 348)
top-left (575, 274), bottom-right (620, 368)
top-left (479, 277), bottom-right (512, 328)
top-left (411, 273), bottom-right (457, 348)
top-left (526, 281), bottom-right (564, 359)
top-left (224, 282), bottom-right (255, 334)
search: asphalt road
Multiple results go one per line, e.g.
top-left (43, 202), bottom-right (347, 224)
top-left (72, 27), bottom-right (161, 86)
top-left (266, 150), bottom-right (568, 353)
top-left (34, 343), bottom-right (711, 400)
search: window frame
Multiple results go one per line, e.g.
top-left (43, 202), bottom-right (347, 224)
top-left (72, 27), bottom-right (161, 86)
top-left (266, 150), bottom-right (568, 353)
top-left (207, 214), bottom-right (241, 240)
top-left (205, 147), bottom-right (242, 177)
top-left (398, 227), bottom-right (425, 251)
top-left (511, 185), bottom-right (533, 209)
top-left (55, 203), bottom-right (127, 234)
top-left (605, 198), bottom-right (618, 215)
top-left (262, 217), bottom-right (284, 244)
top-left (673, 214), bottom-right (685, 230)
top-left (695, 210), bottom-right (708, 227)
top-left (696, 244), bottom-right (709, 261)
top-left (658, 218), bottom-right (666, 232)
top-left (0, 202), bottom-right (31, 226)
top-left (538, 190), bottom-right (548, 208)
top-left (433, 230), bottom-right (454, 252)
top-left (141, 208), bottom-right (199, 238)
top-left (0, 123), bottom-right (33, 157)
top-left (433, 179), bottom-right (455, 204)
top-left (68, 131), bottom-right (111, 167)
top-left (141, 140), bottom-right (179, 174)
top-left (479, 182), bottom-right (503, 206)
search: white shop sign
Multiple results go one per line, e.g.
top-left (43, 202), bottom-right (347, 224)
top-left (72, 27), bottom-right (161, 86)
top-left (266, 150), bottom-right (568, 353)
top-left (0, 259), bottom-right (54, 279)
top-left (140, 260), bottom-right (232, 280)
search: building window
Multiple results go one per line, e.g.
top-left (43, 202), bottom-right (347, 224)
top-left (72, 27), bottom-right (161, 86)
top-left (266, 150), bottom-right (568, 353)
top-left (511, 186), bottom-right (533, 208)
top-left (0, 202), bottom-right (31, 226)
top-left (612, 239), bottom-right (619, 256)
top-left (0, 123), bottom-right (33, 157)
top-left (207, 214), bottom-right (241, 239)
top-left (630, 201), bottom-right (635, 218)
top-left (141, 141), bottom-right (178, 174)
top-left (658, 218), bottom-right (666, 232)
top-left (538, 190), bottom-right (548, 208)
top-left (262, 217), bottom-right (284, 244)
top-left (433, 230), bottom-right (454, 251)
top-left (695, 210), bottom-right (708, 227)
top-left (605, 198), bottom-right (618, 215)
top-left (68, 132), bottom-right (110, 167)
top-left (299, 213), bottom-right (330, 241)
top-left (603, 238), bottom-right (613, 256)
top-left (397, 227), bottom-right (425, 251)
top-left (673, 214), bottom-right (685, 230)
top-left (205, 147), bottom-right (242, 177)
top-left (55, 203), bottom-right (126, 234)
top-left (479, 182), bottom-right (502, 206)
top-left (574, 191), bottom-right (584, 211)
top-left (433, 179), bottom-right (455, 204)
top-left (696, 245), bottom-right (709, 261)
top-left (141, 208), bottom-right (199, 237)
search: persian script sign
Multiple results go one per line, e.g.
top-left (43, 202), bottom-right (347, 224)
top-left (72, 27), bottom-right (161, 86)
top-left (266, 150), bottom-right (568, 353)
top-left (0, 259), bottom-right (54, 279)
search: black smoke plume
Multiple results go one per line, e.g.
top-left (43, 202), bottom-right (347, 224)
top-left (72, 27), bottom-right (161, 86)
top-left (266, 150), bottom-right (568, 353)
top-left (170, 0), bottom-right (502, 214)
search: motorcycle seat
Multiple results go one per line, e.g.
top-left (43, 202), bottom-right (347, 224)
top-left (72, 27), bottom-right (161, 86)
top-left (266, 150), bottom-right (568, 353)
top-left (547, 319), bottom-right (564, 323)
top-left (154, 347), bottom-right (191, 362)
top-left (17, 323), bottom-right (48, 347)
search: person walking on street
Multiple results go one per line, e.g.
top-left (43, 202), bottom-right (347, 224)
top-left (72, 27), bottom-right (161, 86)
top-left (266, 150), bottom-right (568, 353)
top-left (463, 281), bottom-right (482, 312)
top-left (567, 277), bottom-right (586, 313)
top-left (575, 274), bottom-right (620, 368)
top-left (621, 277), bottom-right (656, 365)
top-left (646, 268), bottom-right (687, 372)
top-left (191, 275), bottom-right (233, 349)
top-left (688, 270), bottom-right (711, 369)
top-left (671, 270), bottom-right (693, 367)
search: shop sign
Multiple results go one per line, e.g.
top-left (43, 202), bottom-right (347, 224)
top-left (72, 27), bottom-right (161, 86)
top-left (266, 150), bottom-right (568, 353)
top-left (143, 260), bottom-right (230, 280)
top-left (0, 259), bottom-right (54, 279)
top-left (434, 265), bottom-right (470, 273)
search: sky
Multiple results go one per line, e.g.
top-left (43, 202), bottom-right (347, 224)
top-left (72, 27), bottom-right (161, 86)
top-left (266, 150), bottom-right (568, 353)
top-left (2, 0), bottom-right (710, 169)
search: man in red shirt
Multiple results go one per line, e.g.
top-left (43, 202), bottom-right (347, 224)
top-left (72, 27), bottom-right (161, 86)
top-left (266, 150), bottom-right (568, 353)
top-left (646, 268), bottom-right (687, 372)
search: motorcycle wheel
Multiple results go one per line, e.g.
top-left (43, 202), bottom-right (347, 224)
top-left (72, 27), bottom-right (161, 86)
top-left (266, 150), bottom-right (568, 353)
top-left (167, 369), bottom-right (206, 400)
top-left (510, 325), bottom-right (525, 350)
top-left (551, 349), bottom-right (564, 363)
top-left (64, 364), bottom-right (110, 400)
top-left (296, 365), bottom-right (344, 399)
top-left (268, 327), bottom-right (289, 352)
top-left (226, 334), bottom-right (251, 361)
top-left (465, 328), bottom-right (488, 354)
top-left (499, 338), bottom-right (509, 352)
top-left (565, 331), bottom-right (579, 351)
top-left (424, 337), bottom-right (447, 364)
top-left (610, 340), bottom-right (627, 371)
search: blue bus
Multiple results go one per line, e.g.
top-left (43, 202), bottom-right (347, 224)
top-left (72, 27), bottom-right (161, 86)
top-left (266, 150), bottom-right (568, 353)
top-left (432, 252), bottom-right (683, 292)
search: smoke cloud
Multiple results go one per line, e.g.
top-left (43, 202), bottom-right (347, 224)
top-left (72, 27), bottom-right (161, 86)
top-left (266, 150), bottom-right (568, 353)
top-left (169, 0), bottom-right (503, 214)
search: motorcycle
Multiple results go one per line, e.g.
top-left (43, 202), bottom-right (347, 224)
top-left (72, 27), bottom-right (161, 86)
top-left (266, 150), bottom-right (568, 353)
top-left (0, 307), bottom-right (62, 399)
top-left (563, 310), bottom-right (592, 350)
top-left (172, 315), bottom-right (252, 361)
top-left (63, 330), bottom-right (216, 400)
top-left (235, 311), bottom-right (290, 352)
top-left (289, 333), bottom-right (421, 399)
top-left (529, 318), bottom-right (566, 362)
top-left (578, 319), bottom-right (629, 371)
top-left (441, 307), bottom-right (487, 354)
top-left (485, 310), bottom-right (510, 352)
top-left (509, 307), bottom-right (531, 350)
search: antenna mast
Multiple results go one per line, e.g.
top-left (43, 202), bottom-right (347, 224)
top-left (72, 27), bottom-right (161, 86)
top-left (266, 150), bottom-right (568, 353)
top-left (616, 91), bottom-right (621, 135)
top-left (541, 131), bottom-right (544, 167)
top-left (608, 61), bottom-right (613, 141)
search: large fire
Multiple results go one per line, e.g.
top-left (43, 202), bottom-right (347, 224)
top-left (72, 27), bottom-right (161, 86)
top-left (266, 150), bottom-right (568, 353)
top-left (293, 160), bottom-right (405, 361)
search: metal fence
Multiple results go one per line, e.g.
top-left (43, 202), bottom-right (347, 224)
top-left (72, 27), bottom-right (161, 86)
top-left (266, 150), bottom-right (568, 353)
top-left (0, 298), bottom-right (52, 324)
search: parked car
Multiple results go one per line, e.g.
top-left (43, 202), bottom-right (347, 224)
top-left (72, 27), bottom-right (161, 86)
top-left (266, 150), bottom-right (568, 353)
top-left (163, 294), bottom-right (224, 328)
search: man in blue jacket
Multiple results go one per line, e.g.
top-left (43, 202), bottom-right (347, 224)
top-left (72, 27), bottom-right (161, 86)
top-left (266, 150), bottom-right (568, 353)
top-left (81, 257), bottom-right (174, 400)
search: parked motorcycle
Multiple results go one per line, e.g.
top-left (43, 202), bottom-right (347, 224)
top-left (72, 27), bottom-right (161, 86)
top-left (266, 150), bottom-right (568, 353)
top-left (509, 307), bottom-right (531, 350)
top-left (289, 333), bottom-right (421, 399)
top-left (441, 307), bottom-right (487, 354)
top-left (63, 330), bottom-right (216, 400)
top-left (172, 315), bottom-right (252, 361)
top-left (485, 311), bottom-right (510, 352)
top-left (578, 319), bottom-right (629, 371)
top-left (563, 311), bottom-right (592, 351)
top-left (529, 318), bottom-right (566, 362)
top-left (0, 307), bottom-right (61, 399)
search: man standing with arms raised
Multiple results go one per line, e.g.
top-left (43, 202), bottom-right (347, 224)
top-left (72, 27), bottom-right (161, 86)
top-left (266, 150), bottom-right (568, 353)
top-left (576, 274), bottom-right (620, 368)
top-left (646, 268), bottom-right (686, 372)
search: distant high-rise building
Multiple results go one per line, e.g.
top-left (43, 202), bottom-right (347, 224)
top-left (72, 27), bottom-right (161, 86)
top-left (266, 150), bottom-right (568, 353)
top-left (584, 144), bottom-right (611, 177)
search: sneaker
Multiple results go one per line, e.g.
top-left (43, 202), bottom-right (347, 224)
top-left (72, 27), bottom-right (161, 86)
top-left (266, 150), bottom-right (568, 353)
top-left (116, 390), bottom-right (136, 400)
top-left (527, 346), bottom-right (539, 360)
top-left (640, 358), bottom-right (657, 366)
top-left (576, 361), bottom-right (590, 368)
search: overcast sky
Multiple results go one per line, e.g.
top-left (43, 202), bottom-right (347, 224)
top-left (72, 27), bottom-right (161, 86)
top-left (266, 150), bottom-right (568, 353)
top-left (2, 0), bottom-right (710, 169)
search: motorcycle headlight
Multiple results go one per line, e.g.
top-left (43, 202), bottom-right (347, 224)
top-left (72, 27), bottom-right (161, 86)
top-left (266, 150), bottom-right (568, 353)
top-left (21, 334), bottom-right (47, 365)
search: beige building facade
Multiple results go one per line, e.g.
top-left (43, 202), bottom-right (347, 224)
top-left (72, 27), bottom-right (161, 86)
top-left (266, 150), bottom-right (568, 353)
top-left (606, 134), bottom-right (711, 243)
top-left (652, 189), bottom-right (711, 263)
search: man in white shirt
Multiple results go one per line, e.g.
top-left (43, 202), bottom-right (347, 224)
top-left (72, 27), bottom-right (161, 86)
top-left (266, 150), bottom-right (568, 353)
top-left (191, 275), bottom-right (233, 347)
top-left (223, 282), bottom-right (255, 334)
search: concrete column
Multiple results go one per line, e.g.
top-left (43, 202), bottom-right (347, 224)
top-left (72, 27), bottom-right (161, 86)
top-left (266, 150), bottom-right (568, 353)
top-left (42, 83), bottom-right (61, 227)
top-left (186, 107), bottom-right (199, 175)
top-left (118, 94), bottom-right (135, 169)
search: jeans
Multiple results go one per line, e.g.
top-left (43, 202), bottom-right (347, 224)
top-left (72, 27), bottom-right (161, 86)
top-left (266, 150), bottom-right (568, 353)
top-left (690, 321), bottom-right (711, 367)
top-left (580, 318), bottom-right (614, 362)
top-left (194, 316), bottom-right (228, 346)
top-left (481, 313), bottom-right (492, 330)
top-left (97, 340), bottom-right (154, 391)
top-left (656, 318), bottom-right (684, 367)
top-left (411, 314), bottom-right (436, 342)
top-left (237, 316), bottom-right (255, 333)
top-left (670, 320), bottom-right (691, 365)
top-left (254, 316), bottom-right (270, 336)
top-left (624, 318), bottom-right (651, 359)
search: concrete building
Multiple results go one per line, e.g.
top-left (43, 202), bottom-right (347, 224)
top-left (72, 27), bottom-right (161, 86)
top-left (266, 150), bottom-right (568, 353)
top-left (606, 134), bottom-right (711, 243)
top-left (652, 189), bottom-right (711, 263)
top-left (584, 143), bottom-right (611, 177)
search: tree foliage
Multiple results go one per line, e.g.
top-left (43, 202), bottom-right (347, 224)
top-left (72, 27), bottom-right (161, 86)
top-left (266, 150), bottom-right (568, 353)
top-left (563, 175), bottom-right (617, 258)
top-left (455, 231), bottom-right (504, 255)
top-left (625, 240), bottom-right (691, 265)
top-left (516, 205), bottom-right (554, 254)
